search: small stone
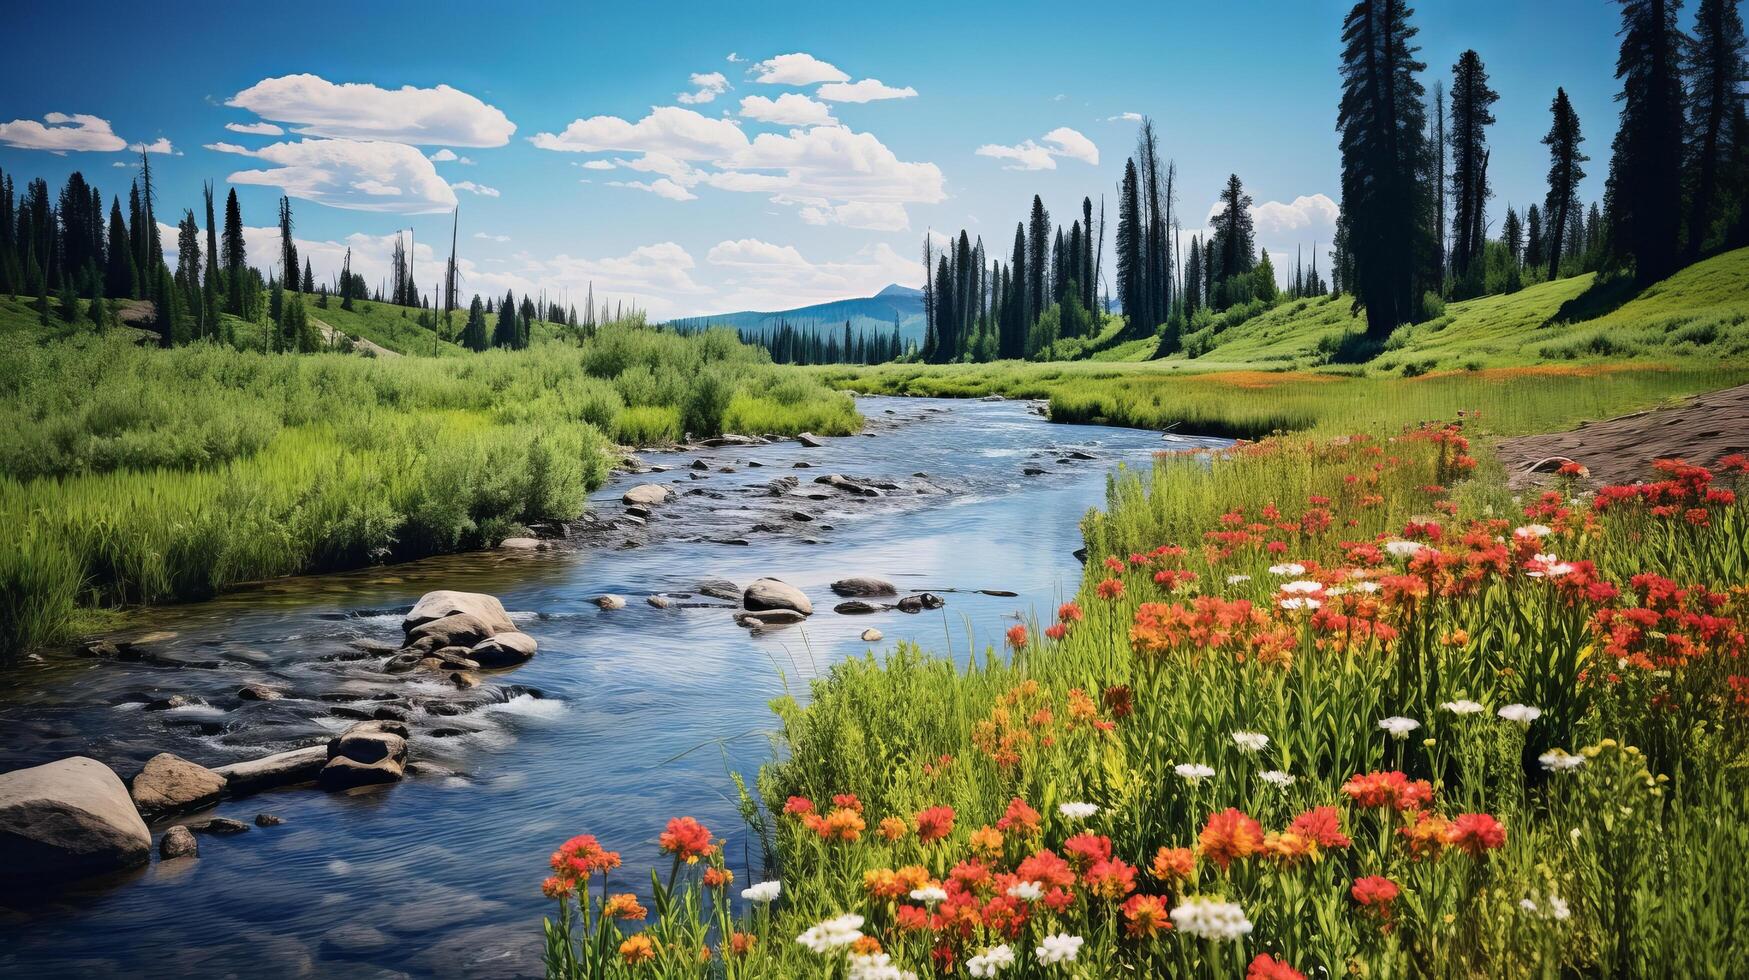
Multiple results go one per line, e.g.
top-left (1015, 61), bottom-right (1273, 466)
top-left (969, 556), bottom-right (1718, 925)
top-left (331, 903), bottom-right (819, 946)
top-left (254, 813), bottom-right (283, 827)
top-left (647, 595), bottom-right (671, 609)
top-left (594, 594), bottom-right (626, 610)
top-left (159, 825), bottom-right (198, 859)
top-left (237, 684), bottom-right (283, 702)
top-left (861, 628), bottom-right (883, 642)
top-left (190, 817), bottom-right (250, 835)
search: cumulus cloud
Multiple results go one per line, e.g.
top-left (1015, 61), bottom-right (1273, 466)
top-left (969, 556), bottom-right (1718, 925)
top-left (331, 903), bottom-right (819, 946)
top-left (976, 127), bottom-right (1098, 171)
top-left (751, 52), bottom-right (848, 86)
top-left (609, 178), bottom-right (697, 201)
top-left (677, 72), bottom-right (730, 105)
top-left (701, 238), bottom-right (920, 312)
top-left (0, 112), bottom-right (127, 152)
top-left (536, 106), bottom-right (942, 226)
top-left (579, 159), bottom-right (615, 170)
top-left (429, 148), bottom-right (458, 162)
top-left (129, 138), bottom-right (178, 155)
top-left (451, 180), bottom-right (500, 197)
top-left (816, 79), bottom-right (918, 103)
top-left (217, 138), bottom-right (459, 213)
top-left (225, 121), bottom-right (285, 136)
top-left (1248, 193), bottom-right (1340, 240)
top-left (227, 74), bottom-right (515, 147)
top-left (739, 93), bottom-right (836, 127)
top-left (797, 201), bottom-right (910, 232)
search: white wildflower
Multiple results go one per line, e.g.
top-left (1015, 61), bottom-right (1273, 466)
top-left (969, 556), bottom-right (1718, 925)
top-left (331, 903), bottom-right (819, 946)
top-left (1006, 880), bottom-right (1043, 901)
top-left (1175, 763), bottom-right (1216, 782)
top-left (1384, 540), bottom-right (1425, 558)
top-left (966, 944), bottom-right (1016, 977)
top-left (1325, 585), bottom-right (1350, 597)
top-left (1278, 596), bottom-right (1321, 611)
top-left (1514, 524), bottom-right (1552, 539)
top-left (1170, 897), bottom-right (1254, 941)
top-left (1226, 573), bottom-right (1252, 585)
top-left (1354, 580), bottom-right (1382, 593)
top-left (1538, 749), bottom-right (1586, 773)
top-left (1378, 716), bottom-right (1421, 739)
top-left (1034, 933), bottom-right (1084, 965)
top-left (849, 951), bottom-right (918, 980)
top-left (909, 885), bottom-right (948, 904)
top-left (1518, 893), bottom-right (1572, 922)
top-left (1498, 703), bottom-right (1542, 724)
top-left (797, 913), bottom-right (865, 954)
top-left (1441, 699), bottom-right (1485, 715)
top-left (1267, 562), bottom-right (1306, 576)
top-left (1058, 802), bottom-right (1099, 820)
top-left (1280, 579), bottom-right (1323, 594)
top-left (741, 880), bottom-right (781, 903)
top-left (1260, 770), bottom-right (1296, 788)
top-left (1231, 731), bottom-right (1270, 753)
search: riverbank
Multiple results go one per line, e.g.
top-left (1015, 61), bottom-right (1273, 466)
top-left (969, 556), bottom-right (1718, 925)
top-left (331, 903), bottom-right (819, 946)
top-left (0, 306), bottom-right (859, 654)
top-left (537, 406), bottom-right (1749, 976)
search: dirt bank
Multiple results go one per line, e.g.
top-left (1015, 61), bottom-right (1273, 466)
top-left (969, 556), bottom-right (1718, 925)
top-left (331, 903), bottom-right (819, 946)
top-left (1495, 383), bottom-right (1749, 490)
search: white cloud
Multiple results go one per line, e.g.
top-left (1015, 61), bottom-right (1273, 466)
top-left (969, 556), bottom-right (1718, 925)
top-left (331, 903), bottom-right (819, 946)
top-left (429, 148), bottom-right (458, 162)
top-left (976, 126), bottom-right (1098, 170)
top-left (226, 121), bottom-right (285, 136)
top-left (726, 52), bottom-right (743, 63)
top-left (451, 180), bottom-right (500, 197)
top-left (816, 79), bottom-right (918, 103)
top-left (1106, 112), bottom-right (1144, 122)
top-left (719, 125), bottom-right (946, 207)
top-left (227, 74), bottom-right (515, 147)
top-left (530, 105), bottom-right (748, 158)
top-left (751, 53), bottom-right (848, 86)
top-left (701, 238), bottom-right (920, 312)
top-left (579, 159), bottom-right (615, 170)
top-left (474, 232), bottom-right (510, 243)
top-left (677, 72), bottom-right (730, 105)
top-left (129, 138), bottom-right (178, 155)
top-left (0, 112), bottom-right (127, 152)
top-left (1248, 193), bottom-right (1340, 241)
top-left (797, 201), bottom-right (909, 231)
top-left (609, 178), bottom-right (697, 201)
top-left (218, 138), bottom-right (459, 213)
top-left (738, 93), bottom-right (836, 127)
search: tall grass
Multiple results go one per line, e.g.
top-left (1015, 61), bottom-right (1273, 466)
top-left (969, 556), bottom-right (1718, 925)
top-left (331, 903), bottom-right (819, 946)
top-left (535, 428), bottom-right (1749, 977)
top-left (0, 316), bottom-right (859, 653)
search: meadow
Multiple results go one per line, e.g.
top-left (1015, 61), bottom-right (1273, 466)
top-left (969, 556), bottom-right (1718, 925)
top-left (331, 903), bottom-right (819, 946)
top-left (0, 295), bottom-right (859, 652)
top-left (535, 424), bottom-right (1749, 978)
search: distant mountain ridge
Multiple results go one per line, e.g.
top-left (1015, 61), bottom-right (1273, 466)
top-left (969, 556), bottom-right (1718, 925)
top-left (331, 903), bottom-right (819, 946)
top-left (668, 284), bottom-right (927, 343)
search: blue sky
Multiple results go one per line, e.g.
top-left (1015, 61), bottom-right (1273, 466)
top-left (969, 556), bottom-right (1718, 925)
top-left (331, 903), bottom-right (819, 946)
top-left (0, 0), bottom-right (1665, 318)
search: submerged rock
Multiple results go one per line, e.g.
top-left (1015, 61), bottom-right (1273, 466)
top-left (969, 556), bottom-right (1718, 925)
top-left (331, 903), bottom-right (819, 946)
top-left (402, 591), bottom-right (515, 636)
top-left (736, 609), bottom-right (808, 628)
top-left (594, 594), bottom-right (626, 610)
top-left (129, 753), bottom-right (226, 820)
top-left (0, 756), bottom-right (151, 883)
top-left (833, 600), bottom-right (884, 615)
top-left (236, 684), bottom-right (283, 702)
top-left (254, 813), bottom-right (284, 827)
top-left (698, 578), bottom-right (741, 601)
top-left (831, 576), bottom-right (897, 597)
top-left (621, 483), bottom-right (670, 507)
top-left (190, 817), bottom-right (249, 835)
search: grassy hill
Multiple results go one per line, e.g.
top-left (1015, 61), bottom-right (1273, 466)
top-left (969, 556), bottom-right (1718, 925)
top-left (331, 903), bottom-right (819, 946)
top-left (666, 283), bottom-right (927, 346)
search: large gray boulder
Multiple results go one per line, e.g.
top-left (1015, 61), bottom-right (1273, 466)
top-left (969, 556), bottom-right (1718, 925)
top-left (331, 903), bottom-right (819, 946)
top-left (402, 591), bottom-right (515, 635)
top-left (319, 723), bottom-right (408, 792)
top-left (407, 612), bottom-right (497, 649)
top-left (211, 746), bottom-right (328, 795)
top-left (129, 753), bottom-right (226, 819)
top-left (0, 757), bottom-right (151, 882)
top-left (744, 578), bottom-right (813, 616)
top-left (621, 483), bottom-right (670, 507)
top-left (468, 631), bottom-right (537, 668)
top-left (831, 576), bottom-right (897, 597)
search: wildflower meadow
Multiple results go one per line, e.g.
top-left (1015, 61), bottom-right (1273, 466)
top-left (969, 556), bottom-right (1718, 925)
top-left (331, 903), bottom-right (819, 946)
top-left (536, 425), bottom-right (1749, 978)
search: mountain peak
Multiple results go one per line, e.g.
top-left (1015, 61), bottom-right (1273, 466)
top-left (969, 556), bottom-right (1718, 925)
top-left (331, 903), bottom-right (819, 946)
top-left (875, 283), bottom-right (922, 298)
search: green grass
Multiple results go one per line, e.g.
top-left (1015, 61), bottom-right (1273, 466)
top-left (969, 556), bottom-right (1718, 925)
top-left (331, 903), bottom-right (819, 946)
top-left (0, 297), bottom-right (859, 653)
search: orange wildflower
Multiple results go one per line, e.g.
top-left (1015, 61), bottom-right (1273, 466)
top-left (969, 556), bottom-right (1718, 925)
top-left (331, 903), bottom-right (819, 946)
top-left (915, 805), bottom-right (955, 843)
top-left (619, 934), bottom-right (655, 965)
top-left (727, 932), bottom-right (756, 957)
top-left (1122, 893), bottom-right (1172, 938)
top-left (1150, 845), bottom-right (1196, 883)
top-left (701, 866), bottom-right (733, 889)
top-left (1445, 812), bottom-right (1507, 856)
top-left (878, 816), bottom-right (908, 841)
top-left (1199, 808), bottom-right (1265, 870)
top-left (603, 893), bottom-right (648, 920)
top-left (1247, 953), bottom-right (1307, 980)
top-left (996, 797), bottom-right (1041, 835)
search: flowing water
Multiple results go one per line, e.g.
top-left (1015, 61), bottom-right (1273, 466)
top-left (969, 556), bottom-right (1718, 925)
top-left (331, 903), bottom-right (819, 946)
top-left (0, 397), bottom-right (1221, 978)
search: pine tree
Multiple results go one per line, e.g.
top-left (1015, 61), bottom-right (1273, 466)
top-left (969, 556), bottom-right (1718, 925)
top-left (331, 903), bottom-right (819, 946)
top-left (1605, 0), bottom-right (1685, 283)
top-left (89, 274), bottom-right (107, 330)
top-left (1683, 0), bottom-right (1747, 259)
top-left (1338, 0), bottom-right (1435, 337)
top-left (1502, 206), bottom-right (1524, 269)
top-left (1209, 174), bottom-right (1257, 309)
top-left (462, 294), bottom-right (489, 351)
top-left (494, 289), bottom-right (520, 348)
top-left (105, 196), bottom-right (135, 300)
top-left (1526, 203), bottom-right (1546, 272)
top-left (1115, 159), bottom-right (1142, 334)
top-left (277, 196), bottom-right (298, 288)
top-left (1027, 195), bottom-right (1050, 329)
top-left (1448, 50), bottom-right (1499, 288)
top-left (1542, 88), bottom-right (1588, 280)
top-left (58, 277), bottom-right (79, 322)
top-left (302, 257), bottom-right (314, 294)
top-left (223, 188), bottom-right (246, 315)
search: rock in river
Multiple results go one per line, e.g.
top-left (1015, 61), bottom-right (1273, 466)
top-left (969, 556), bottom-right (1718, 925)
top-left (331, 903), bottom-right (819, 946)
top-left (736, 609), bottom-right (808, 628)
top-left (698, 578), bottom-right (741, 601)
top-left (159, 825), bottom-right (198, 859)
top-left (407, 612), bottom-right (497, 650)
top-left (0, 756), bottom-right (151, 883)
top-left (403, 590), bottom-right (516, 636)
top-left (469, 631), bottom-right (537, 668)
top-left (211, 746), bottom-right (327, 795)
top-left (319, 722), bottom-right (408, 792)
top-left (129, 752), bottom-right (226, 820)
top-left (621, 483), bottom-right (670, 507)
top-left (594, 594), bottom-right (626, 610)
top-left (861, 628), bottom-right (883, 642)
top-left (831, 576), bottom-right (897, 597)
top-left (743, 578), bottom-right (813, 616)
top-left (834, 600), bottom-right (884, 615)
top-left (796, 432), bottom-right (826, 448)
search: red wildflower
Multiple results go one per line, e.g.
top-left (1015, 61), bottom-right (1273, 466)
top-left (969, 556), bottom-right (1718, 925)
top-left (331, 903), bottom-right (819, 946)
top-left (1122, 893), bottom-right (1172, 938)
top-left (915, 806), bottom-right (956, 843)
top-left (1044, 623), bottom-right (1067, 641)
top-left (1083, 858), bottom-right (1138, 900)
top-left (833, 793), bottom-right (864, 812)
top-left (1062, 833), bottom-right (1112, 870)
top-left (1015, 849), bottom-right (1076, 889)
top-left (1096, 578), bottom-right (1126, 600)
top-left (1199, 808), bottom-right (1265, 870)
top-left (1248, 953), bottom-right (1307, 980)
top-left (1351, 875), bottom-right (1399, 908)
top-left (1057, 601), bottom-right (1085, 623)
top-left (783, 796), bottom-right (815, 816)
top-left (1103, 685), bottom-right (1134, 718)
top-left (1340, 771), bottom-right (1432, 811)
top-left (1006, 624), bottom-right (1028, 650)
top-left (658, 817), bottom-right (714, 863)
top-left (1288, 806), bottom-right (1352, 849)
top-left (1445, 812), bottom-right (1506, 856)
top-left (996, 797), bottom-right (1041, 835)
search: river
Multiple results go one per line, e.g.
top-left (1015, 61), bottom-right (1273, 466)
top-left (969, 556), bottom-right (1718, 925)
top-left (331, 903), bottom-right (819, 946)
top-left (0, 396), bottom-right (1222, 978)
